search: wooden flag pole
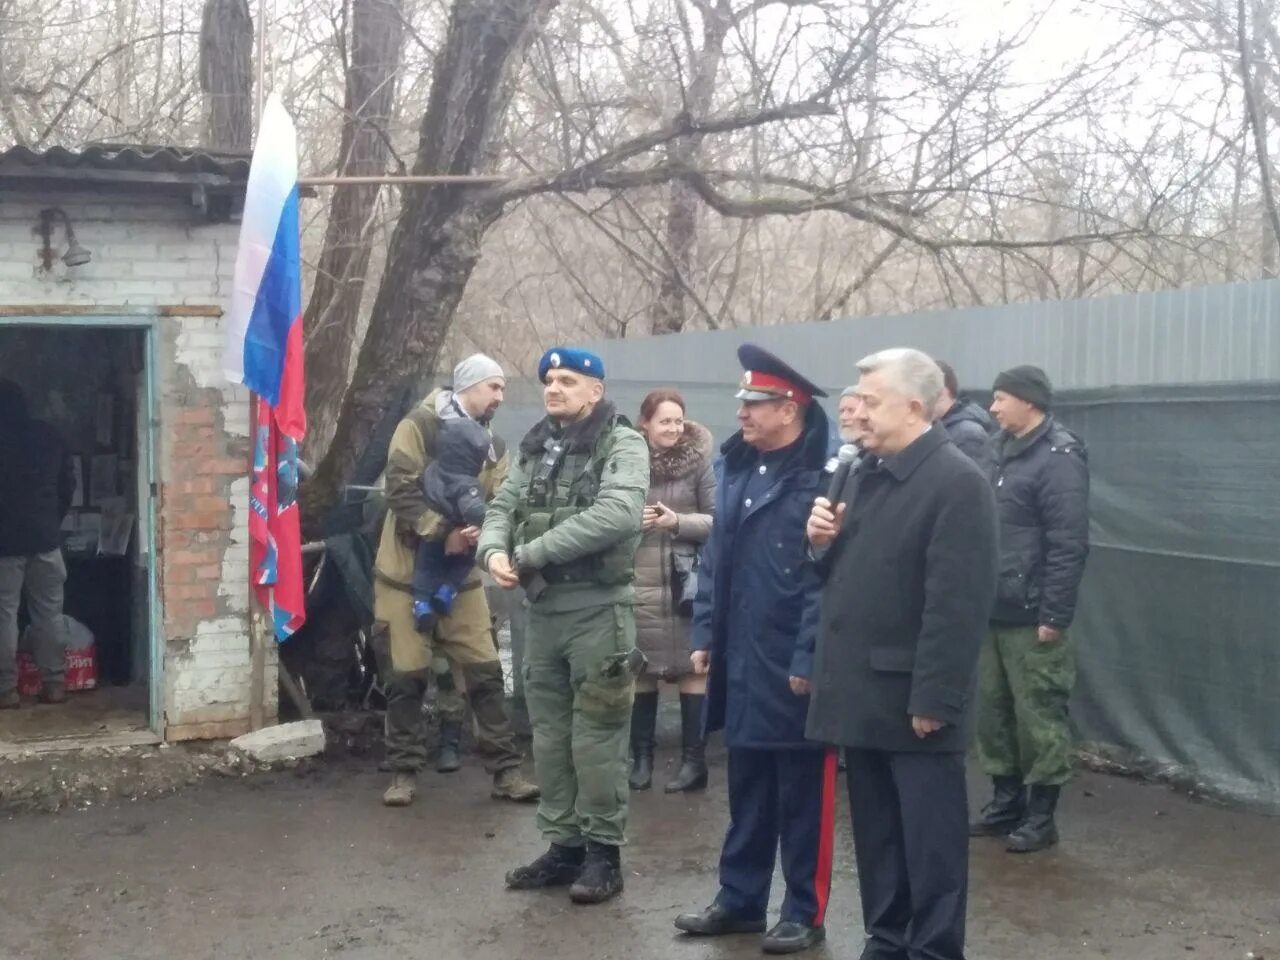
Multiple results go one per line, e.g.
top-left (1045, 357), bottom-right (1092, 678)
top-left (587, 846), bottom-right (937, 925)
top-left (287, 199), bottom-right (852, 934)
top-left (297, 174), bottom-right (511, 186)
top-left (247, 0), bottom-right (269, 732)
top-left (256, 0), bottom-right (267, 126)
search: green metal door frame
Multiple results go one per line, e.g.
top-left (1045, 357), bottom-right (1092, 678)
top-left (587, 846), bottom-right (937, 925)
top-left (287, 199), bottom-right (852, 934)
top-left (0, 310), bottom-right (164, 734)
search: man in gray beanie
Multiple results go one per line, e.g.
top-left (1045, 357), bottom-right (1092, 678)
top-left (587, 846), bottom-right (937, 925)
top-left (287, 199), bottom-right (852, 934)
top-left (374, 353), bottom-right (539, 807)
top-left (451, 353), bottom-right (506, 407)
top-left (971, 364), bottom-right (1089, 853)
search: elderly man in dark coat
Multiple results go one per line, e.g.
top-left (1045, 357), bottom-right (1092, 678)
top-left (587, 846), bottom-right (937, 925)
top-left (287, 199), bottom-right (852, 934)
top-left (674, 344), bottom-right (837, 956)
top-left (807, 348), bottom-right (998, 960)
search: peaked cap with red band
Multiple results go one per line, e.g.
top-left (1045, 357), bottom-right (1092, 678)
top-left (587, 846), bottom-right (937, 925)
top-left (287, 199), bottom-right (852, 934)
top-left (734, 342), bottom-right (828, 405)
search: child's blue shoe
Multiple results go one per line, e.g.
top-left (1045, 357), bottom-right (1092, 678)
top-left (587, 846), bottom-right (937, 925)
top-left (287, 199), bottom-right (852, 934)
top-left (430, 584), bottom-right (458, 615)
top-left (413, 600), bottom-right (436, 634)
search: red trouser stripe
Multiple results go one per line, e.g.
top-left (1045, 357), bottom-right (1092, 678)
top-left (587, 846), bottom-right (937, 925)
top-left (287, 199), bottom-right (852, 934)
top-left (813, 746), bottom-right (838, 926)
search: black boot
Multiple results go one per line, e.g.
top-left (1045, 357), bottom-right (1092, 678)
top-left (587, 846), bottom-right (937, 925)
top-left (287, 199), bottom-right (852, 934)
top-left (436, 718), bottom-right (462, 773)
top-left (1006, 784), bottom-right (1060, 853)
top-left (664, 693), bottom-right (708, 793)
top-left (970, 775), bottom-right (1025, 837)
top-left (569, 841), bottom-right (624, 904)
top-left (505, 843), bottom-right (585, 889)
top-left (629, 691), bottom-right (658, 791)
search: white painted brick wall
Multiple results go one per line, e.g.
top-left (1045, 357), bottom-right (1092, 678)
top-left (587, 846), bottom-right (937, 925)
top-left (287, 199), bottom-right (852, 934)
top-left (1, 186), bottom-right (271, 737)
top-left (0, 193), bottom-right (237, 307)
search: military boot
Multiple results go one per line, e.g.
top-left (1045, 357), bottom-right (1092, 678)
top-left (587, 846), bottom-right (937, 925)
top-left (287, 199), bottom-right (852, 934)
top-left (970, 775), bottom-right (1025, 837)
top-left (38, 681), bottom-right (66, 704)
top-left (492, 767), bottom-right (541, 802)
top-left (1006, 785), bottom-right (1060, 853)
top-left (506, 843), bottom-right (585, 889)
top-left (436, 719), bottom-right (463, 774)
top-left (664, 693), bottom-right (708, 793)
top-left (628, 691), bottom-right (658, 790)
top-left (0, 688), bottom-right (19, 710)
top-left (382, 772), bottom-right (417, 807)
top-left (569, 841), bottom-right (623, 904)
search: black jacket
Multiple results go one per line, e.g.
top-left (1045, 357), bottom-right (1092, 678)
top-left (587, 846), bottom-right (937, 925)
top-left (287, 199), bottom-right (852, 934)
top-left (939, 399), bottom-right (995, 475)
top-left (0, 415), bottom-right (73, 557)
top-left (806, 428), bottom-right (998, 753)
top-left (692, 401), bottom-right (833, 749)
top-left (990, 416), bottom-right (1090, 629)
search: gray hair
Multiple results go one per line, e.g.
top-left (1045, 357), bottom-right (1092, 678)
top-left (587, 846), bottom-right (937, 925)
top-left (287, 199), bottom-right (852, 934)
top-left (855, 348), bottom-right (944, 417)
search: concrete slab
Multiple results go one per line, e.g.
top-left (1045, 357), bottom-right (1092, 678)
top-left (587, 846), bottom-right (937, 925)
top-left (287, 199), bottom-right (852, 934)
top-left (229, 718), bottom-right (326, 762)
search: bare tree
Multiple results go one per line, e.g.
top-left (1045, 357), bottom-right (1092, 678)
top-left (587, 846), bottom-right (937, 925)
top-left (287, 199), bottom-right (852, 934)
top-left (199, 0), bottom-right (254, 150)
top-left (305, 0), bottom-right (558, 516)
top-left (302, 0), bottom-right (405, 460)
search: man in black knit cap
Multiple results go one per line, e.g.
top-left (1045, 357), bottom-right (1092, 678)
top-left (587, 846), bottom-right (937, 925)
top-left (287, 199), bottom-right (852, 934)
top-left (971, 365), bottom-right (1090, 854)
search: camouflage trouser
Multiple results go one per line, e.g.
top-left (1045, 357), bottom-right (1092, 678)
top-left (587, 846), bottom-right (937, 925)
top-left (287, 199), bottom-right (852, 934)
top-left (431, 652), bottom-right (465, 725)
top-left (524, 602), bottom-right (636, 846)
top-left (375, 579), bottom-right (522, 775)
top-left (976, 625), bottom-right (1077, 785)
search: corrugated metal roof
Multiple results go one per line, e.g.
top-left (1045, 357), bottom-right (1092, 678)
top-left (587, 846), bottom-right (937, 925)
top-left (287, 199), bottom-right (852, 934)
top-left (0, 143), bottom-right (251, 182)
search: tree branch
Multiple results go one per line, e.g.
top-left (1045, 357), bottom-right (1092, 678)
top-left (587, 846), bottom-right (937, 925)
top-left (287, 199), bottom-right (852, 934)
top-left (1238, 0), bottom-right (1280, 271)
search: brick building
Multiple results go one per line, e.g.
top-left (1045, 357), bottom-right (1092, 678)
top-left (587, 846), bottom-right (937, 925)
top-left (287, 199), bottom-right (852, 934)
top-left (0, 145), bottom-right (277, 748)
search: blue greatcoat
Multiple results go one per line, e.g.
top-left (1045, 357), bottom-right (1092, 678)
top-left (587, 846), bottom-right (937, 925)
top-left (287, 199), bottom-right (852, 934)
top-left (691, 402), bottom-right (834, 749)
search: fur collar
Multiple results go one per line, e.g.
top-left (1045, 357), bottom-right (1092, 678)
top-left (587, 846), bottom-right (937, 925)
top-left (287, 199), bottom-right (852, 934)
top-left (649, 420), bottom-right (713, 483)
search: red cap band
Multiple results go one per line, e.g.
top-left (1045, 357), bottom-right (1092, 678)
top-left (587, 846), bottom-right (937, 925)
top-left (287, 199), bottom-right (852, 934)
top-left (741, 370), bottom-right (811, 405)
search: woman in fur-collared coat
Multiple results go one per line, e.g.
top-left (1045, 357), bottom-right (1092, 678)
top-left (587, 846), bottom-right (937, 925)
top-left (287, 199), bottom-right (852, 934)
top-left (630, 389), bottom-right (717, 792)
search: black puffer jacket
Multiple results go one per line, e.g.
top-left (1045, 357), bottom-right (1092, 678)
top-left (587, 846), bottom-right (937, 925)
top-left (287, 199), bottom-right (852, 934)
top-left (990, 416), bottom-right (1089, 629)
top-left (939, 399), bottom-right (996, 475)
top-left (0, 415), bottom-right (73, 557)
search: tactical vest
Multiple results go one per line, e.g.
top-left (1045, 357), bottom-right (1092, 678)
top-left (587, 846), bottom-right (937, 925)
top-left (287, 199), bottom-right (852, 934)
top-left (511, 416), bottom-right (638, 587)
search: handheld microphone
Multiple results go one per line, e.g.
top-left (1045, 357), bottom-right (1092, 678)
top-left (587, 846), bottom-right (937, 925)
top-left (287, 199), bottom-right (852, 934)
top-left (825, 443), bottom-right (861, 503)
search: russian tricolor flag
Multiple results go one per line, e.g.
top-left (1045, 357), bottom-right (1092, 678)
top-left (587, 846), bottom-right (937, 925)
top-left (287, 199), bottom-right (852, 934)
top-left (224, 92), bottom-right (305, 438)
top-left (223, 92), bottom-right (307, 642)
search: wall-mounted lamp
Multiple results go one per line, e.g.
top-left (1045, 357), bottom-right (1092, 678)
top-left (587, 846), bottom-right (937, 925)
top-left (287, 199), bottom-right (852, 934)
top-left (36, 207), bottom-right (92, 271)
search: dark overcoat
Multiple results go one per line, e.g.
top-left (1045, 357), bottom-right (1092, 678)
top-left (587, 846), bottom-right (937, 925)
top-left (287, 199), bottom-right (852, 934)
top-left (806, 428), bottom-right (998, 754)
top-left (691, 402), bottom-right (833, 749)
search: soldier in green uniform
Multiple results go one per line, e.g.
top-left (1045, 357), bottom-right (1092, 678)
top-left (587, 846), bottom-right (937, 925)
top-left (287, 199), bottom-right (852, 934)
top-left (478, 346), bottom-right (649, 905)
top-left (972, 366), bottom-right (1090, 854)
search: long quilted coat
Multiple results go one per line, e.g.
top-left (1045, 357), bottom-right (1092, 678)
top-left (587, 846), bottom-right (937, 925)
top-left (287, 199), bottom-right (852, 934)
top-left (632, 421), bottom-right (716, 677)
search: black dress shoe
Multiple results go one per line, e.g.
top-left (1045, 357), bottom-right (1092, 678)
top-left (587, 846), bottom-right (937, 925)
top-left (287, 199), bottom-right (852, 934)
top-left (762, 921), bottom-right (826, 954)
top-left (674, 902), bottom-right (767, 936)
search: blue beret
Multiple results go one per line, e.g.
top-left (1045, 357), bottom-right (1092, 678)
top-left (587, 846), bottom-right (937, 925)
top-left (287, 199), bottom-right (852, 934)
top-left (538, 346), bottom-right (605, 383)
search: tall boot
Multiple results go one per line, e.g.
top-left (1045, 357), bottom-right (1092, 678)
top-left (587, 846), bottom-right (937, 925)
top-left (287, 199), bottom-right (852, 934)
top-left (436, 719), bottom-right (462, 773)
top-left (664, 693), bottom-right (708, 793)
top-left (629, 691), bottom-right (658, 790)
top-left (1006, 784), bottom-right (1060, 853)
top-left (969, 775), bottom-right (1025, 837)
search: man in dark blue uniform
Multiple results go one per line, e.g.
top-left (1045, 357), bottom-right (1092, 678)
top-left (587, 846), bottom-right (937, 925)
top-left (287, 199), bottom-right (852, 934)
top-left (674, 344), bottom-right (837, 955)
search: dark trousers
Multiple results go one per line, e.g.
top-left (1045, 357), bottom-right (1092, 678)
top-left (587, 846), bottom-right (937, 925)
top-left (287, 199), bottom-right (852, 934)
top-left (845, 749), bottom-right (969, 960)
top-left (412, 540), bottom-right (476, 610)
top-left (718, 747), bottom-right (838, 926)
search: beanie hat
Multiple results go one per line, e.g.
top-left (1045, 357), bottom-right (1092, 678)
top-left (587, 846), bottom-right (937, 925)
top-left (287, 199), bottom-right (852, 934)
top-left (452, 353), bottom-right (505, 395)
top-left (993, 365), bottom-right (1052, 410)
